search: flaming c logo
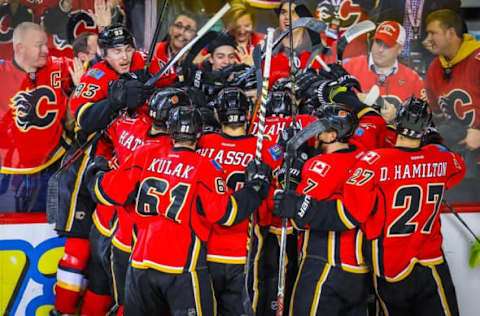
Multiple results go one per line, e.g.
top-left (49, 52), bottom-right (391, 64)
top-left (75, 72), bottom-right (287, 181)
top-left (9, 86), bottom-right (58, 132)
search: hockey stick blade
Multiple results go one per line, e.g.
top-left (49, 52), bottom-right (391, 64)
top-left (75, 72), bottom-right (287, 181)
top-left (146, 2), bottom-right (231, 86)
top-left (253, 44), bottom-right (263, 100)
top-left (304, 44), bottom-right (324, 73)
top-left (337, 20), bottom-right (376, 62)
top-left (363, 85), bottom-right (380, 106)
top-left (286, 119), bottom-right (328, 156)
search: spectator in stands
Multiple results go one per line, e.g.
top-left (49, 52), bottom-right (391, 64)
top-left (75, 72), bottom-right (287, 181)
top-left (374, 0), bottom-right (461, 76)
top-left (424, 9), bottom-right (480, 202)
top-left (343, 21), bottom-right (425, 110)
top-left (154, 11), bottom-right (197, 86)
top-left (224, 0), bottom-right (264, 66)
top-left (0, 22), bottom-right (73, 213)
top-left (0, 0), bottom-right (34, 59)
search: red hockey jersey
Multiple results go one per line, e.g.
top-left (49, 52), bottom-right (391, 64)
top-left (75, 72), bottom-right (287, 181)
top-left (297, 145), bottom-right (368, 273)
top-left (0, 57), bottom-right (72, 173)
top-left (343, 55), bottom-right (425, 108)
top-left (350, 107), bottom-right (389, 150)
top-left (343, 144), bottom-right (465, 281)
top-left (197, 132), bottom-right (282, 264)
top-left (425, 47), bottom-right (480, 129)
top-left (93, 146), bottom-right (243, 274)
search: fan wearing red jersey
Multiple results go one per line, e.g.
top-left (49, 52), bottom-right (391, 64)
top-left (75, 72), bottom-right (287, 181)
top-left (275, 98), bottom-right (466, 316)
top-left (424, 9), bottom-right (480, 202)
top-left (196, 88), bottom-right (280, 315)
top-left (83, 106), bottom-right (272, 315)
top-left (274, 104), bottom-right (370, 316)
top-left (0, 22), bottom-right (73, 213)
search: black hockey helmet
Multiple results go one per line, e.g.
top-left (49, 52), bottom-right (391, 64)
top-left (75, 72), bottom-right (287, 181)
top-left (167, 106), bottom-right (203, 143)
top-left (314, 103), bottom-right (358, 142)
top-left (266, 91), bottom-right (293, 116)
top-left (214, 87), bottom-right (249, 126)
top-left (98, 24), bottom-right (135, 50)
top-left (395, 97), bottom-right (432, 139)
top-left (148, 88), bottom-right (191, 128)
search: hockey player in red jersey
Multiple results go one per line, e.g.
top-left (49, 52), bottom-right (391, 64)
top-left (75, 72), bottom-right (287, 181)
top-left (100, 88), bottom-right (187, 316)
top-left (0, 22), bottom-right (73, 213)
top-left (197, 87), bottom-right (281, 315)
top-left (274, 97), bottom-right (466, 316)
top-left (274, 103), bottom-right (370, 315)
top-left (51, 24), bottom-right (157, 315)
top-left (85, 106), bottom-right (273, 315)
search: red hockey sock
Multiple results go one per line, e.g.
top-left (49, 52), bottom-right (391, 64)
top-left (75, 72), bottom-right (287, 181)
top-left (54, 237), bottom-right (90, 314)
top-left (80, 289), bottom-right (112, 316)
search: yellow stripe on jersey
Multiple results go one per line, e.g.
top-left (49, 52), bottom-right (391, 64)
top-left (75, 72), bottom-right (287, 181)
top-left (337, 199), bottom-right (356, 229)
top-left (0, 147), bottom-right (65, 174)
top-left (132, 260), bottom-right (184, 274)
top-left (66, 147), bottom-right (91, 230)
top-left (56, 280), bottom-right (82, 292)
top-left (357, 106), bottom-right (380, 119)
top-left (75, 102), bottom-right (94, 130)
top-left (341, 263), bottom-right (369, 274)
top-left (92, 211), bottom-right (113, 237)
top-left (191, 271), bottom-right (203, 316)
top-left (94, 176), bottom-right (114, 207)
top-left (328, 231), bottom-right (335, 265)
top-left (188, 237), bottom-right (201, 272)
top-left (371, 239), bottom-right (381, 277)
top-left (310, 263), bottom-right (331, 316)
top-left (385, 256), bottom-right (444, 282)
top-left (356, 230), bottom-right (365, 265)
top-left (112, 236), bottom-right (132, 253)
top-left (430, 265), bottom-right (452, 316)
top-left (223, 196), bottom-right (238, 226)
top-left (252, 224), bottom-right (264, 312)
top-left (207, 254), bottom-right (246, 264)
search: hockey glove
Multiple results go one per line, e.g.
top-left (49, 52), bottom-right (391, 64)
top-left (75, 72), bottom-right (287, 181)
top-left (318, 63), bottom-right (361, 92)
top-left (125, 79), bottom-right (149, 110)
top-left (245, 159), bottom-right (272, 200)
top-left (84, 156), bottom-right (111, 195)
top-left (295, 70), bottom-right (321, 99)
top-left (273, 189), bottom-right (317, 228)
top-left (107, 79), bottom-right (128, 111)
top-left (422, 123), bottom-right (444, 146)
top-left (277, 153), bottom-right (308, 190)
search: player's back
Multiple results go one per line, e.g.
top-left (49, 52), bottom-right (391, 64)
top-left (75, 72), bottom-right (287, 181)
top-left (347, 144), bottom-right (465, 281)
top-left (130, 146), bottom-right (228, 273)
top-left (197, 132), bottom-right (257, 263)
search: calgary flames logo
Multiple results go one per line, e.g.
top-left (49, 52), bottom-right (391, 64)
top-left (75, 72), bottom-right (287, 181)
top-left (315, 0), bottom-right (363, 30)
top-left (439, 89), bottom-right (477, 127)
top-left (9, 86), bottom-right (58, 132)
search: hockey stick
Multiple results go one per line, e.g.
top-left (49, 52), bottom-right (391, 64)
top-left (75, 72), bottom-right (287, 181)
top-left (145, 2), bottom-right (231, 87)
top-left (363, 84), bottom-right (380, 106)
top-left (239, 18), bottom-right (327, 82)
top-left (442, 199), bottom-right (480, 268)
top-left (286, 119), bottom-right (328, 156)
top-left (243, 27), bottom-right (275, 316)
top-left (143, 0), bottom-right (169, 73)
top-left (303, 44), bottom-right (324, 73)
top-left (276, 1), bottom-right (296, 313)
top-left (443, 199), bottom-right (480, 244)
top-left (337, 20), bottom-right (376, 63)
top-left (246, 44), bottom-right (265, 134)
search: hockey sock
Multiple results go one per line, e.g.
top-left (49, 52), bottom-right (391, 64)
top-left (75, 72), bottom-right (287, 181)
top-left (54, 237), bottom-right (90, 314)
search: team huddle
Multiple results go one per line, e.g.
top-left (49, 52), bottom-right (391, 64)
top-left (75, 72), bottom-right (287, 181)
top-left (0, 1), bottom-right (474, 316)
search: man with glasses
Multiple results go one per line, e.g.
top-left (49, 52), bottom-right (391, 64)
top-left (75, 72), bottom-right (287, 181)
top-left (154, 12), bottom-right (197, 86)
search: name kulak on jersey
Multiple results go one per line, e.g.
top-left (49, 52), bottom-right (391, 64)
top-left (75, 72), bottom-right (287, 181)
top-left (147, 159), bottom-right (195, 179)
